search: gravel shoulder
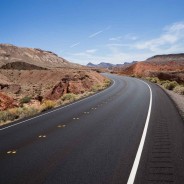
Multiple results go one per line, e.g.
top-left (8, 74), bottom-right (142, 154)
top-left (161, 86), bottom-right (184, 120)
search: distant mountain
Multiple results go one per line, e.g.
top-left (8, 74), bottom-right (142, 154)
top-left (87, 62), bottom-right (115, 68)
top-left (86, 62), bottom-right (97, 67)
top-left (87, 62), bottom-right (126, 68)
top-left (120, 61), bottom-right (137, 68)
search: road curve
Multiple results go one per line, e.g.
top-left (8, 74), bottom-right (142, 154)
top-left (0, 74), bottom-right (183, 184)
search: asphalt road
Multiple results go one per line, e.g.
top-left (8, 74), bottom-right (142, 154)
top-left (0, 74), bottom-right (184, 184)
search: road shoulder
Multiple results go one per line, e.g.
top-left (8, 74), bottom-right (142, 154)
top-left (159, 85), bottom-right (184, 120)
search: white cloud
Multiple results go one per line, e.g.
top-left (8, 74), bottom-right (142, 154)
top-left (86, 49), bottom-right (97, 53)
top-left (70, 42), bottom-right (80, 48)
top-left (71, 52), bottom-right (88, 56)
top-left (89, 26), bottom-right (111, 38)
top-left (109, 34), bottom-right (138, 42)
top-left (89, 30), bottom-right (103, 38)
top-left (165, 22), bottom-right (184, 32)
top-left (65, 50), bottom-right (151, 65)
top-left (65, 22), bottom-right (184, 65)
top-left (124, 34), bottom-right (138, 41)
top-left (106, 43), bottom-right (131, 47)
top-left (134, 22), bottom-right (184, 52)
top-left (109, 36), bottom-right (122, 41)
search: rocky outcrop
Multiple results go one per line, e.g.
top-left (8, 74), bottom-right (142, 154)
top-left (0, 92), bottom-right (17, 110)
top-left (46, 79), bottom-right (69, 100)
top-left (45, 71), bottom-right (104, 100)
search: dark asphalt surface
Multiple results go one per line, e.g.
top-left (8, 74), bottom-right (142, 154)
top-left (0, 74), bottom-right (183, 184)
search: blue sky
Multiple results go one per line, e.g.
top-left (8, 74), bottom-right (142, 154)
top-left (1, 0), bottom-right (184, 65)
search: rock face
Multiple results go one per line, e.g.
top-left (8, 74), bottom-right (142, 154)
top-left (0, 44), bottom-right (107, 108)
top-left (47, 70), bottom-right (105, 99)
top-left (0, 92), bottom-right (17, 110)
top-left (117, 54), bottom-right (184, 82)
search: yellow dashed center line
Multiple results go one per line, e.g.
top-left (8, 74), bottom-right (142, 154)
top-left (38, 135), bottom-right (47, 138)
top-left (58, 125), bottom-right (66, 128)
top-left (7, 150), bottom-right (17, 154)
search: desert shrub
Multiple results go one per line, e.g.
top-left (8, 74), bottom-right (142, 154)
top-left (82, 91), bottom-right (94, 97)
top-left (20, 107), bottom-right (39, 118)
top-left (41, 100), bottom-right (56, 112)
top-left (145, 77), bottom-right (151, 81)
top-left (20, 96), bottom-right (31, 104)
top-left (0, 111), bottom-right (9, 122)
top-left (0, 107), bottom-right (40, 123)
top-left (92, 84), bottom-right (102, 92)
top-left (0, 111), bottom-right (17, 122)
top-left (0, 108), bottom-right (19, 123)
top-left (162, 81), bottom-right (178, 90)
top-left (61, 93), bottom-right (77, 102)
top-left (146, 77), bottom-right (159, 83)
top-left (152, 77), bottom-right (159, 83)
top-left (103, 79), bottom-right (111, 87)
top-left (159, 80), bottom-right (170, 85)
top-left (173, 86), bottom-right (184, 95)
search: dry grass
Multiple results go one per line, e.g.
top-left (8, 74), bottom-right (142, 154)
top-left (162, 81), bottom-right (178, 90)
top-left (41, 100), bottom-right (56, 112)
top-left (173, 86), bottom-right (184, 95)
top-left (0, 107), bottom-right (39, 125)
top-left (61, 93), bottom-right (77, 102)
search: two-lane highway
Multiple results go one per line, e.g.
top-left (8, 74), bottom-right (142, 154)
top-left (0, 74), bottom-right (183, 184)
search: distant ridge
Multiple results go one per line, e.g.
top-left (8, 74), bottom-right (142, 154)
top-left (0, 44), bottom-right (81, 69)
top-left (146, 53), bottom-right (184, 63)
top-left (87, 62), bottom-right (124, 68)
top-left (115, 53), bottom-right (184, 82)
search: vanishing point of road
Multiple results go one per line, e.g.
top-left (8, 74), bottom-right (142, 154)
top-left (0, 74), bottom-right (184, 184)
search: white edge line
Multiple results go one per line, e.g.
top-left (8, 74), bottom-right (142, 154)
top-left (0, 79), bottom-right (115, 131)
top-left (127, 79), bottom-right (153, 184)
